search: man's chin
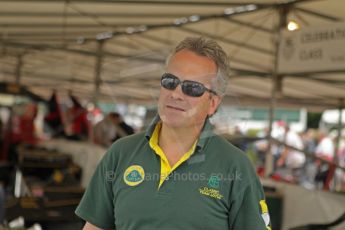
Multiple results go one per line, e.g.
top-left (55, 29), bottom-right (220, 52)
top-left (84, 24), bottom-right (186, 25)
top-left (161, 118), bottom-right (185, 129)
top-left (161, 117), bottom-right (205, 130)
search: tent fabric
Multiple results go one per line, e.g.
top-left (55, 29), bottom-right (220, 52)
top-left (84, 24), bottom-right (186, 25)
top-left (0, 0), bottom-right (344, 110)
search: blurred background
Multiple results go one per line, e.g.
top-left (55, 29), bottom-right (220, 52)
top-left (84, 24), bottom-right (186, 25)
top-left (0, 0), bottom-right (345, 229)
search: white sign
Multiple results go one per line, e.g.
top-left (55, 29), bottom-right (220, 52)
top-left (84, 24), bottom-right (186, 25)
top-left (278, 22), bottom-right (345, 74)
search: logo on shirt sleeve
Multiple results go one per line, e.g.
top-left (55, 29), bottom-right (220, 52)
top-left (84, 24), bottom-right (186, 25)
top-left (260, 200), bottom-right (271, 230)
top-left (123, 165), bottom-right (145, 186)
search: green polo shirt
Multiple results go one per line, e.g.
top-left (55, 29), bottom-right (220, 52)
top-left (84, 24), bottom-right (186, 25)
top-left (75, 117), bottom-right (271, 230)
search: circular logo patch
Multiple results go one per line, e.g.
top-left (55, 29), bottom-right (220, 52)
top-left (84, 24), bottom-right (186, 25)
top-left (123, 165), bottom-right (145, 186)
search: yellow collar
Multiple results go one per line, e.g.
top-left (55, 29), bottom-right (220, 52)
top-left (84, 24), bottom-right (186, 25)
top-left (149, 122), bottom-right (197, 189)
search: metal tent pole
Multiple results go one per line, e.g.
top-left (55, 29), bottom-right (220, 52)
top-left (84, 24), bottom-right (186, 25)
top-left (265, 6), bottom-right (288, 177)
top-left (334, 99), bottom-right (344, 163)
top-left (15, 54), bottom-right (23, 84)
top-left (333, 99), bottom-right (344, 190)
top-left (93, 40), bottom-right (105, 105)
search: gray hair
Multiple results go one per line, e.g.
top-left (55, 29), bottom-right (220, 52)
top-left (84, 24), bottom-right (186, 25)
top-left (166, 37), bottom-right (230, 96)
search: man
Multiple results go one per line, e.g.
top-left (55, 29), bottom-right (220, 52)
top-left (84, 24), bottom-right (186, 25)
top-left (76, 37), bottom-right (271, 230)
top-left (93, 112), bottom-right (119, 147)
top-left (277, 124), bottom-right (305, 182)
top-left (65, 93), bottom-right (89, 140)
top-left (94, 112), bottom-right (134, 147)
top-left (314, 131), bottom-right (335, 189)
top-left (111, 112), bottom-right (134, 141)
top-left (44, 90), bottom-right (64, 137)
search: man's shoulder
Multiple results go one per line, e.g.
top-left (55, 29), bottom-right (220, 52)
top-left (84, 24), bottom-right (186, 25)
top-left (209, 134), bottom-right (244, 155)
top-left (101, 132), bottom-right (147, 164)
top-left (204, 134), bottom-right (260, 190)
top-left (112, 131), bottom-right (146, 148)
top-left (207, 134), bottom-right (253, 166)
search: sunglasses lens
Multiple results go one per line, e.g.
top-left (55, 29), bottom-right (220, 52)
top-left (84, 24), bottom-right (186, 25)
top-left (161, 73), bottom-right (212, 97)
top-left (182, 81), bottom-right (205, 97)
top-left (161, 74), bottom-right (179, 90)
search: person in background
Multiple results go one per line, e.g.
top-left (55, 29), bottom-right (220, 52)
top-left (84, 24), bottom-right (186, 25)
top-left (11, 103), bottom-right (38, 145)
top-left (44, 90), bottom-right (64, 137)
top-left (314, 131), bottom-right (335, 189)
top-left (65, 93), bottom-right (89, 140)
top-left (300, 129), bottom-right (318, 188)
top-left (337, 133), bottom-right (345, 191)
top-left (277, 124), bottom-right (305, 182)
top-left (111, 112), bottom-right (134, 142)
top-left (76, 37), bottom-right (271, 230)
top-left (94, 112), bottom-right (134, 147)
top-left (315, 131), bottom-right (334, 162)
top-left (93, 113), bottom-right (118, 147)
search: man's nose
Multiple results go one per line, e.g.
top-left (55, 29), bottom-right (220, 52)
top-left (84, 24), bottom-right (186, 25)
top-left (170, 84), bottom-right (184, 100)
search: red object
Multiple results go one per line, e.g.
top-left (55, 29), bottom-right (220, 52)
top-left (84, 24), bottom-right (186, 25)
top-left (69, 107), bottom-right (88, 136)
top-left (276, 120), bottom-right (286, 127)
top-left (323, 163), bottom-right (336, 190)
top-left (256, 166), bottom-right (265, 177)
top-left (11, 104), bottom-right (38, 145)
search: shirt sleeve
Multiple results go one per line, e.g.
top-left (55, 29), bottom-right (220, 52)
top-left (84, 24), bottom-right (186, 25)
top-left (228, 178), bottom-right (271, 230)
top-left (75, 148), bottom-right (116, 230)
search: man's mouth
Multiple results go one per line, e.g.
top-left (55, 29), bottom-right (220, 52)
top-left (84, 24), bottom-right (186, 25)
top-left (166, 105), bottom-right (185, 112)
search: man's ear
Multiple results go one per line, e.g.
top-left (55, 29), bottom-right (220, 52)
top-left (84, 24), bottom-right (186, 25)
top-left (208, 95), bottom-right (222, 116)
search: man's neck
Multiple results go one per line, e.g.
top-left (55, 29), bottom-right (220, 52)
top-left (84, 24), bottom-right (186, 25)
top-left (158, 122), bottom-right (204, 161)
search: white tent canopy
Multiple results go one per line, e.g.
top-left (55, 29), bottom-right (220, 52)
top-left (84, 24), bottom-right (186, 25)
top-left (0, 0), bottom-right (344, 110)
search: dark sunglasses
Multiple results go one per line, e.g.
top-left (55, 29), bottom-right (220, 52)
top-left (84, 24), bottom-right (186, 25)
top-left (161, 73), bottom-right (217, 97)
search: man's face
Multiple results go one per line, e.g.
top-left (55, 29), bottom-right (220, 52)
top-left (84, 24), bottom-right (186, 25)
top-left (158, 49), bottom-right (221, 129)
